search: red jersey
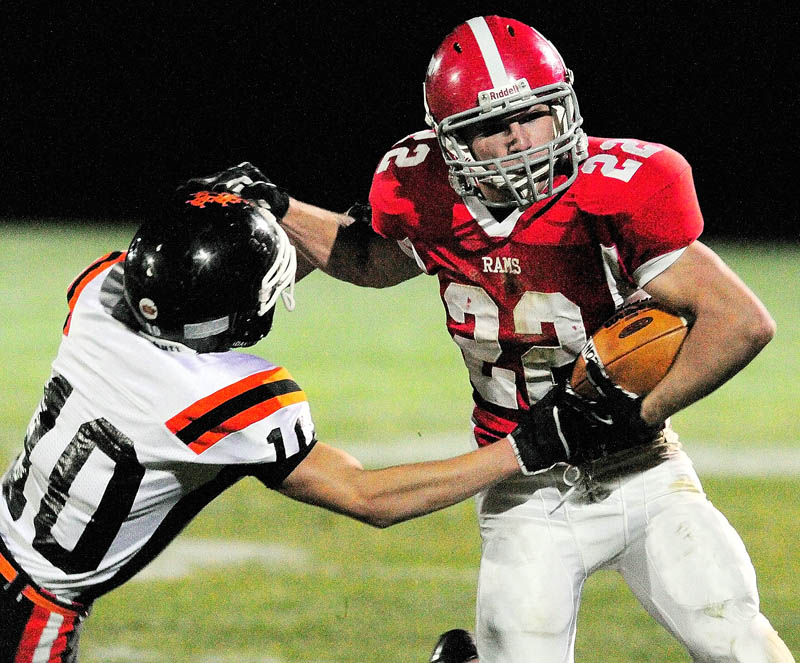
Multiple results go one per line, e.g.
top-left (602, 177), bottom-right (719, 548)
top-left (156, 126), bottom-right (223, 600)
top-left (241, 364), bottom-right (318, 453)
top-left (370, 131), bottom-right (703, 445)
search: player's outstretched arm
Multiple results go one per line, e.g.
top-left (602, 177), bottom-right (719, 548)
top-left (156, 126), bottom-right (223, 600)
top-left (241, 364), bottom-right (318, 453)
top-left (277, 440), bottom-right (520, 528)
top-left (178, 162), bottom-right (420, 287)
top-left (283, 198), bottom-right (422, 287)
top-left (640, 240), bottom-right (775, 424)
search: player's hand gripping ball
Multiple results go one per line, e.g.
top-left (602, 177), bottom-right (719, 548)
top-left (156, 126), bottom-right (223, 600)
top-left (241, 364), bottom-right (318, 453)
top-left (571, 301), bottom-right (689, 399)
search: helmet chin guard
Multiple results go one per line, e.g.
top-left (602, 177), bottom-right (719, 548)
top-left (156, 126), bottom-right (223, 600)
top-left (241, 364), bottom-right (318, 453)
top-left (424, 16), bottom-right (587, 208)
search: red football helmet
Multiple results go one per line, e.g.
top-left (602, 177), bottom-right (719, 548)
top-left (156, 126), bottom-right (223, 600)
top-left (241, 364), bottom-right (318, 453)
top-left (424, 16), bottom-right (587, 207)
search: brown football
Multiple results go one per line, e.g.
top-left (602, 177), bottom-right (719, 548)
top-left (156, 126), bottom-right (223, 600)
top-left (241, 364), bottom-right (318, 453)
top-left (570, 301), bottom-right (689, 399)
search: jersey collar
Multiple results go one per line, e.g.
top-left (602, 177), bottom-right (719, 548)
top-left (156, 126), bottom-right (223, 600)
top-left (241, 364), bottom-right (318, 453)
top-left (463, 195), bottom-right (525, 238)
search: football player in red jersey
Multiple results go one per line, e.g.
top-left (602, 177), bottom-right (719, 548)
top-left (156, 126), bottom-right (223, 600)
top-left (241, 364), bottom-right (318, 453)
top-left (190, 15), bottom-right (793, 663)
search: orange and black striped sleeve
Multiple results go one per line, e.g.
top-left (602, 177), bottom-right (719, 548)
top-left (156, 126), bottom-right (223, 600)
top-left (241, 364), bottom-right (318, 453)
top-left (165, 366), bottom-right (313, 458)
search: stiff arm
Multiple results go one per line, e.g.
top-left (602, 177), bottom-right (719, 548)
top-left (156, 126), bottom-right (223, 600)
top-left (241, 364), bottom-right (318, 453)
top-left (277, 439), bottom-right (520, 528)
top-left (282, 198), bottom-right (422, 287)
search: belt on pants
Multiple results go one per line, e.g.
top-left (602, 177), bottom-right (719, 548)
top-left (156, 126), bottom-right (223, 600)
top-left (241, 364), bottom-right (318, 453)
top-left (0, 542), bottom-right (88, 618)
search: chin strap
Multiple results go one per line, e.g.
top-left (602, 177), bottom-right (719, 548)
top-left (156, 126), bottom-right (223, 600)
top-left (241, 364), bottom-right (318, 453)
top-left (280, 282), bottom-right (296, 313)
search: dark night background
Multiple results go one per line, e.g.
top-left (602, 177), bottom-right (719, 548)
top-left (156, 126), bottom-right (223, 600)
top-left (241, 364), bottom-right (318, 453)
top-left (1, 1), bottom-right (798, 240)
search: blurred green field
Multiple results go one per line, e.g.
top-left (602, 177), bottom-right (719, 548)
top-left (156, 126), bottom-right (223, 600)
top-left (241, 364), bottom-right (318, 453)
top-left (1, 223), bottom-right (798, 662)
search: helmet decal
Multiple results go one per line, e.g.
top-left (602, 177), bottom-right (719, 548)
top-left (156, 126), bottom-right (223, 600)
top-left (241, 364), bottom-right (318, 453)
top-left (477, 79), bottom-right (531, 110)
top-left (138, 298), bottom-right (158, 320)
top-left (186, 191), bottom-right (248, 208)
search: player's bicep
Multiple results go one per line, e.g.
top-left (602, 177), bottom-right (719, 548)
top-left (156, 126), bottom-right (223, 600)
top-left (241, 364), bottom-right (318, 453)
top-left (643, 241), bottom-right (760, 317)
top-left (276, 442), bottom-right (364, 514)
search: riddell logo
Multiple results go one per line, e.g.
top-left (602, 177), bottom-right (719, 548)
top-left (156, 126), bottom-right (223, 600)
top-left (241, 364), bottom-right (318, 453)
top-left (186, 191), bottom-right (247, 208)
top-left (487, 83), bottom-right (520, 100)
top-left (478, 78), bottom-right (530, 107)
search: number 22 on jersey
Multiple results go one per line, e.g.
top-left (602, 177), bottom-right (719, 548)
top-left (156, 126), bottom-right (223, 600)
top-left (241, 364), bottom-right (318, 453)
top-left (443, 283), bottom-right (586, 408)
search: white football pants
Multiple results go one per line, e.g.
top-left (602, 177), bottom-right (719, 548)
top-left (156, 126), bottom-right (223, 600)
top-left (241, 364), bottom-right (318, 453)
top-left (473, 449), bottom-right (793, 663)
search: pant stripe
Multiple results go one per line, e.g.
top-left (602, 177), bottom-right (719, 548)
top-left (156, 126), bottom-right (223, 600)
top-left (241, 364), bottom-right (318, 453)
top-left (46, 613), bottom-right (74, 663)
top-left (13, 605), bottom-right (53, 663)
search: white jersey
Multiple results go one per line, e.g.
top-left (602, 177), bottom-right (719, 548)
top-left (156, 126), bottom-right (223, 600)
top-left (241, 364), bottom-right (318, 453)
top-left (0, 254), bottom-right (316, 602)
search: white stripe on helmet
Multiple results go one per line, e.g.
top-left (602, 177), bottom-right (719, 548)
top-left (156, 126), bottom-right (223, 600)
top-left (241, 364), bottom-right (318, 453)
top-left (466, 17), bottom-right (508, 87)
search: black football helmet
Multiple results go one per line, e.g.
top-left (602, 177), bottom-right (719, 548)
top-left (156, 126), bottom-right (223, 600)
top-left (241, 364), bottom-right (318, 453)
top-left (122, 190), bottom-right (296, 352)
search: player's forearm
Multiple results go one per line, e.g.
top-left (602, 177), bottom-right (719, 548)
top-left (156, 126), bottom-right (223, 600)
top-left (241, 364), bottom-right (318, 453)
top-left (282, 199), bottom-right (421, 288)
top-left (639, 241), bottom-right (776, 425)
top-left (281, 198), bottom-right (350, 274)
top-left (348, 439), bottom-right (519, 528)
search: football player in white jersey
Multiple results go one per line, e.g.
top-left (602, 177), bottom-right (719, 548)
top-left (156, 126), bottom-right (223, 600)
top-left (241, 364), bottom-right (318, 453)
top-left (184, 15), bottom-right (794, 663)
top-left (0, 188), bottom-right (628, 662)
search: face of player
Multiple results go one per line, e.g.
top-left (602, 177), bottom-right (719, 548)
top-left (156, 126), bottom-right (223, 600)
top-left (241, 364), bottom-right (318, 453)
top-left (466, 104), bottom-right (556, 203)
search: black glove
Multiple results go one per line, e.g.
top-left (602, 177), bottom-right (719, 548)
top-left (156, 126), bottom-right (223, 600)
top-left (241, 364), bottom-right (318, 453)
top-left (508, 362), bottom-right (668, 474)
top-left (508, 382), bottom-right (600, 475)
top-left (579, 357), bottom-right (665, 459)
top-left (179, 162), bottom-right (290, 220)
top-left (345, 201), bottom-right (372, 226)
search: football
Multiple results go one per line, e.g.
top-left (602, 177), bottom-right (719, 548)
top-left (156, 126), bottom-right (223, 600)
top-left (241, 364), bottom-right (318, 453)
top-left (570, 301), bottom-right (689, 399)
